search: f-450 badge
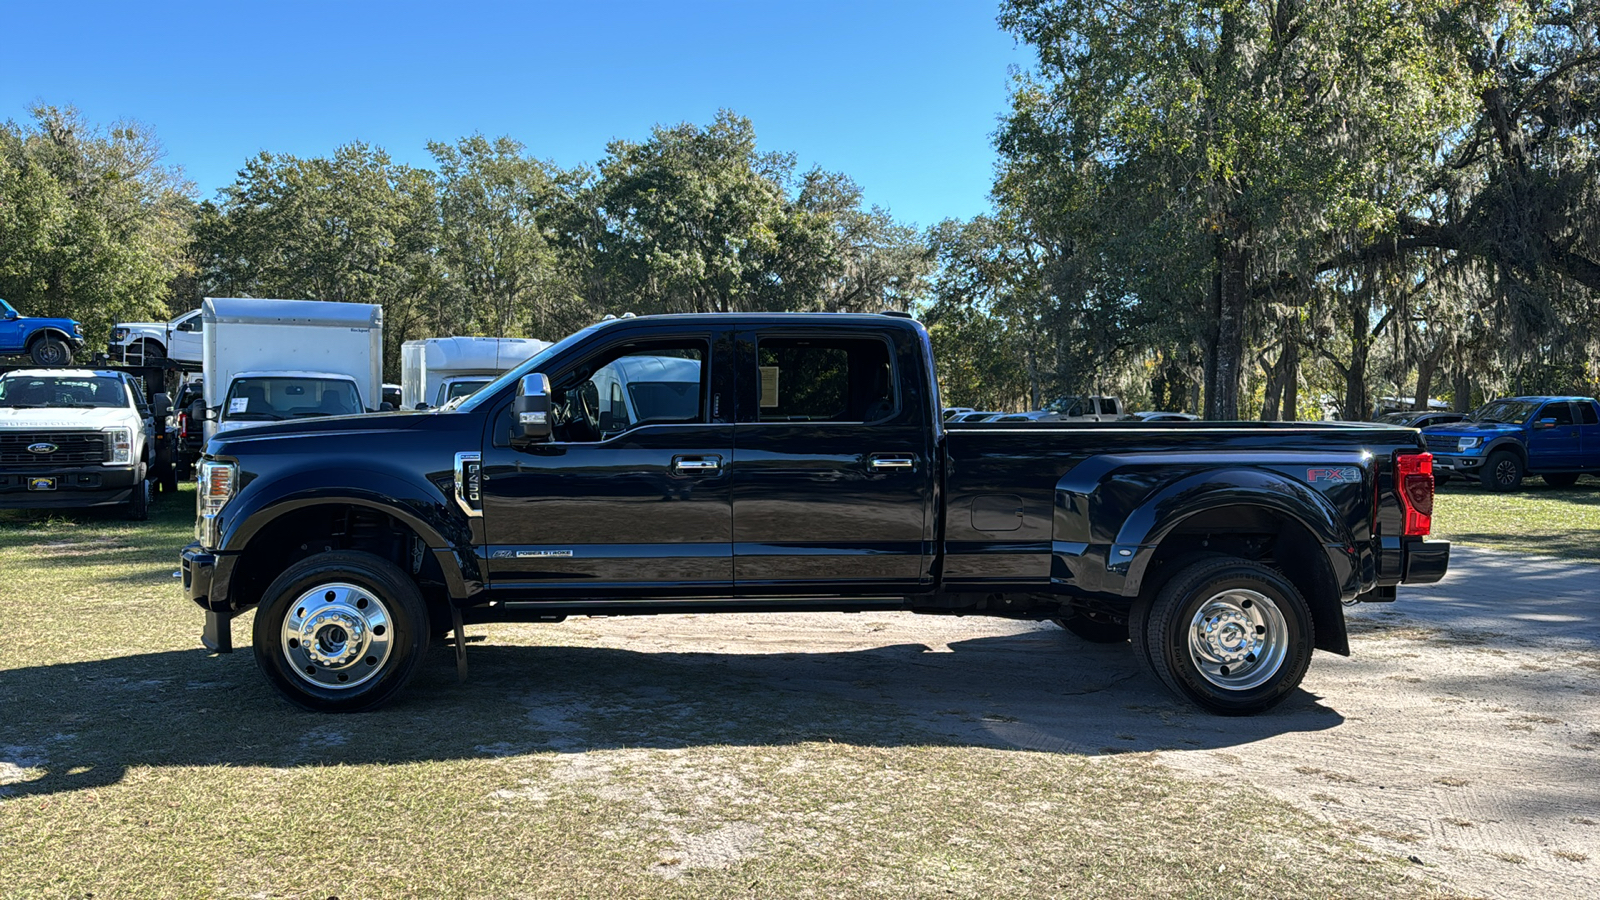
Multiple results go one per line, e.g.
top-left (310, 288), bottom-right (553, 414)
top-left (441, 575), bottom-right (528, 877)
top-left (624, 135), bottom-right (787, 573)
top-left (1307, 467), bottom-right (1362, 483)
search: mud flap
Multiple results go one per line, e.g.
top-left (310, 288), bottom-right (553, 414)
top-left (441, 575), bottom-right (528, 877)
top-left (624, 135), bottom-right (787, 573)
top-left (202, 610), bottom-right (235, 653)
top-left (452, 604), bottom-right (468, 683)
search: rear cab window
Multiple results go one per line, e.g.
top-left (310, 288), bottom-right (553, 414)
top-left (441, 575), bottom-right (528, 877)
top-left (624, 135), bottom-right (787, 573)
top-left (753, 336), bottom-right (897, 424)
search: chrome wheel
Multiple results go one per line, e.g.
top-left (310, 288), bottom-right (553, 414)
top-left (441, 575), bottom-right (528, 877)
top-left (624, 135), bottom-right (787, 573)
top-left (280, 582), bottom-right (393, 690)
top-left (1186, 588), bottom-right (1288, 691)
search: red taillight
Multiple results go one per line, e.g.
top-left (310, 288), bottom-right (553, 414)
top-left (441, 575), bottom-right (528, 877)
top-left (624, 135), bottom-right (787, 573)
top-left (1396, 452), bottom-right (1433, 536)
top-left (178, 412), bottom-right (187, 430)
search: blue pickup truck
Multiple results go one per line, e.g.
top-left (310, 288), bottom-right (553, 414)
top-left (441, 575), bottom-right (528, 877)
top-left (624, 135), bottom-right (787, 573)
top-left (0, 298), bottom-right (85, 366)
top-left (1422, 396), bottom-right (1600, 490)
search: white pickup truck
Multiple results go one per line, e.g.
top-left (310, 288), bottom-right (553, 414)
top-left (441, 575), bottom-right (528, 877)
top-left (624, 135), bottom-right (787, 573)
top-left (0, 368), bottom-right (164, 519)
top-left (109, 309), bottom-right (204, 366)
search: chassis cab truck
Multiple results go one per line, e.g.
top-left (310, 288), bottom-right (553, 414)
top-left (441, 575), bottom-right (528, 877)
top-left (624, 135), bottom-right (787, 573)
top-left (201, 298), bottom-right (383, 440)
top-left (399, 336), bottom-right (551, 410)
top-left (181, 313), bottom-right (1449, 715)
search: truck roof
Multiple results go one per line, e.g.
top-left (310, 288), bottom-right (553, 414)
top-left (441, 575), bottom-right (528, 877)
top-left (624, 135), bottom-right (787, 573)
top-left (202, 297), bottom-right (382, 328)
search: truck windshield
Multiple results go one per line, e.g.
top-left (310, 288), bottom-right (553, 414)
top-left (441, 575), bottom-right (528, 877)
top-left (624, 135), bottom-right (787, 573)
top-left (0, 298), bottom-right (16, 317)
top-left (456, 323), bottom-right (605, 413)
top-left (0, 375), bottom-right (129, 409)
top-left (1469, 400), bottom-right (1540, 425)
top-left (438, 379), bottom-right (492, 407)
top-left (224, 377), bottom-right (363, 421)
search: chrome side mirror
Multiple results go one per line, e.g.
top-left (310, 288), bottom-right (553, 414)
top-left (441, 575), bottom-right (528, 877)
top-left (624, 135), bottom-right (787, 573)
top-left (514, 373), bottom-right (553, 442)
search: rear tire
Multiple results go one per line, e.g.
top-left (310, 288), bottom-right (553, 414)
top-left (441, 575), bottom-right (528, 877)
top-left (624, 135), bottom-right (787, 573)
top-left (253, 551), bottom-right (430, 712)
top-left (1480, 451), bottom-right (1523, 491)
top-left (1141, 557), bottom-right (1313, 716)
top-left (1542, 472), bottom-right (1580, 489)
top-left (1052, 608), bottom-right (1128, 643)
top-left (29, 336), bottom-right (71, 367)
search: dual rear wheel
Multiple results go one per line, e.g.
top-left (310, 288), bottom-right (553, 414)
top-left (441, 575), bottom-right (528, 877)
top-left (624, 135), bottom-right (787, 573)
top-left (1058, 557), bottom-right (1314, 715)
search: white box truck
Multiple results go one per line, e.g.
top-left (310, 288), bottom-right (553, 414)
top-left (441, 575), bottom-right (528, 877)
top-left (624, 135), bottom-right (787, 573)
top-left (400, 336), bottom-right (550, 409)
top-left (201, 298), bottom-right (383, 439)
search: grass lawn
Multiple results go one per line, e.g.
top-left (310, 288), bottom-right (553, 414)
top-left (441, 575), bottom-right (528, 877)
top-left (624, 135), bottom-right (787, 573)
top-left (1431, 476), bottom-right (1600, 562)
top-left (0, 486), bottom-right (1433, 898)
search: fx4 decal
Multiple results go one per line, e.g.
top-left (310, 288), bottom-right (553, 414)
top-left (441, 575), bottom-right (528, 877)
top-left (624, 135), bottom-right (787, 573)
top-left (1306, 466), bottom-right (1362, 484)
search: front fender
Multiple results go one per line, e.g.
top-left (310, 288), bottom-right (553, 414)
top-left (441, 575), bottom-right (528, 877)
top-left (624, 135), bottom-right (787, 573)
top-left (218, 465), bottom-right (480, 596)
top-left (26, 326), bottom-right (82, 348)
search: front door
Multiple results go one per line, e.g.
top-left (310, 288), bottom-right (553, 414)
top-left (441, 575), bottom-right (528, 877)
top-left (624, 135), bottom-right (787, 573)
top-left (730, 327), bottom-right (935, 595)
top-left (1528, 401), bottom-right (1581, 469)
top-left (168, 311), bottom-right (203, 362)
top-left (477, 330), bottom-right (734, 598)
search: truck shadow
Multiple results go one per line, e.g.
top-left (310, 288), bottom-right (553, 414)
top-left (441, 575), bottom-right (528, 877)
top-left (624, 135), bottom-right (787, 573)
top-left (0, 630), bottom-right (1343, 800)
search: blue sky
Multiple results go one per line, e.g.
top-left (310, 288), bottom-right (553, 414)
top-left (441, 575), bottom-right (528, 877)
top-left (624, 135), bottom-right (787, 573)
top-left (3, 1), bottom-right (1029, 228)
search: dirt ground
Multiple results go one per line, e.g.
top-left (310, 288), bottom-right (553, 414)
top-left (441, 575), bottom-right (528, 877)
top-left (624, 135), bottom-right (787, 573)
top-left (535, 546), bottom-right (1597, 899)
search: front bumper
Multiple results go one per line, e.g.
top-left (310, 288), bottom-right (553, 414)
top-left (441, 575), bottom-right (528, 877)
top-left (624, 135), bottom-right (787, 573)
top-left (1432, 454), bottom-right (1484, 473)
top-left (0, 466), bottom-right (140, 509)
top-left (182, 542), bottom-right (239, 652)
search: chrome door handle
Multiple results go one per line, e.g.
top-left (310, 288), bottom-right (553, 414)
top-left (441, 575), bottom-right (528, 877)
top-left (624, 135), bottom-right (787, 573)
top-left (870, 457), bottom-right (915, 469)
top-left (673, 455), bottom-right (722, 474)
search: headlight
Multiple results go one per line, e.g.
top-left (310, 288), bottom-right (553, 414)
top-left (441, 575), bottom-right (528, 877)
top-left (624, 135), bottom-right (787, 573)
top-left (104, 427), bottom-right (132, 464)
top-left (111, 327), bottom-right (127, 340)
top-left (196, 460), bottom-right (238, 547)
top-left (73, 323), bottom-right (83, 336)
top-left (1458, 437), bottom-right (1482, 451)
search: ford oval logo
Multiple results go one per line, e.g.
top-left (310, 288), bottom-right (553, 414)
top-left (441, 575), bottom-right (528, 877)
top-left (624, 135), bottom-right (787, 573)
top-left (27, 442), bottom-right (58, 454)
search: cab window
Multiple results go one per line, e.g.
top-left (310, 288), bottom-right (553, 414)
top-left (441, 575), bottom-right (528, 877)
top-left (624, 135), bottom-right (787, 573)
top-left (1542, 402), bottom-right (1576, 426)
top-left (754, 336), bottom-right (895, 423)
top-left (494, 339), bottom-right (708, 446)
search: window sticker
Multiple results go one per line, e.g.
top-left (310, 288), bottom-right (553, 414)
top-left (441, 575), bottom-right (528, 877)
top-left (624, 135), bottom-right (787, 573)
top-left (760, 366), bottom-right (780, 408)
top-left (228, 397), bottom-right (249, 414)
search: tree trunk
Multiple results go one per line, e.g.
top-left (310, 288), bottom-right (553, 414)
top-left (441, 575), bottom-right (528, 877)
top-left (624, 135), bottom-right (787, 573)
top-left (1453, 368), bottom-right (1473, 412)
top-left (1414, 347), bottom-right (1443, 411)
top-left (1261, 353), bottom-right (1282, 421)
top-left (1281, 340), bottom-right (1299, 421)
top-left (1343, 343), bottom-right (1370, 421)
top-left (1205, 244), bottom-right (1248, 420)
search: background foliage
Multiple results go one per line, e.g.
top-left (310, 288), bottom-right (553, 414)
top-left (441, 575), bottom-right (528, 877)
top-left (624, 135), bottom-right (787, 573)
top-left (1, 1), bottom-right (1594, 412)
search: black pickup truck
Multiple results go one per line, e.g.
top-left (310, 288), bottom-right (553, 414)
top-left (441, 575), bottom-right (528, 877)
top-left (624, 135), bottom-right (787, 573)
top-left (181, 313), bottom-right (1448, 715)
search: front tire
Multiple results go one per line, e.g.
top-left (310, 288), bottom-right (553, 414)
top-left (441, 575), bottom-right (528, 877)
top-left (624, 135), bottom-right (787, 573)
top-left (126, 465), bottom-right (151, 521)
top-left (136, 340), bottom-right (166, 363)
top-left (1480, 451), bottom-right (1523, 491)
top-left (253, 551), bottom-right (430, 712)
top-left (29, 336), bottom-right (71, 367)
top-left (1141, 557), bottom-right (1313, 716)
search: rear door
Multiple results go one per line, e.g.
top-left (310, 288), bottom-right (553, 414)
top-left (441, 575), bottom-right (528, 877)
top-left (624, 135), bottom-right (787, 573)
top-left (730, 324), bottom-right (936, 595)
top-left (476, 326), bottom-right (735, 597)
top-left (1577, 401), bottom-right (1600, 469)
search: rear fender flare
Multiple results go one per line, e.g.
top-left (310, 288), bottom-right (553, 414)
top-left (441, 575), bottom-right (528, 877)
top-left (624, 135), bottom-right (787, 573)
top-left (1111, 468), bottom-right (1361, 598)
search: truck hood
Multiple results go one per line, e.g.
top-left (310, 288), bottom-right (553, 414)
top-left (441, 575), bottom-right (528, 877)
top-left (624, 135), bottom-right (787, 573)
top-left (115, 321), bottom-right (168, 330)
top-left (1420, 420), bottom-right (1519, 439)
top-left (21, 316), bottom-right (81, 333)
top-left (210, 409), bottom-right (429, 449)
top-left (0, 407), bottom-right (134, 430)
